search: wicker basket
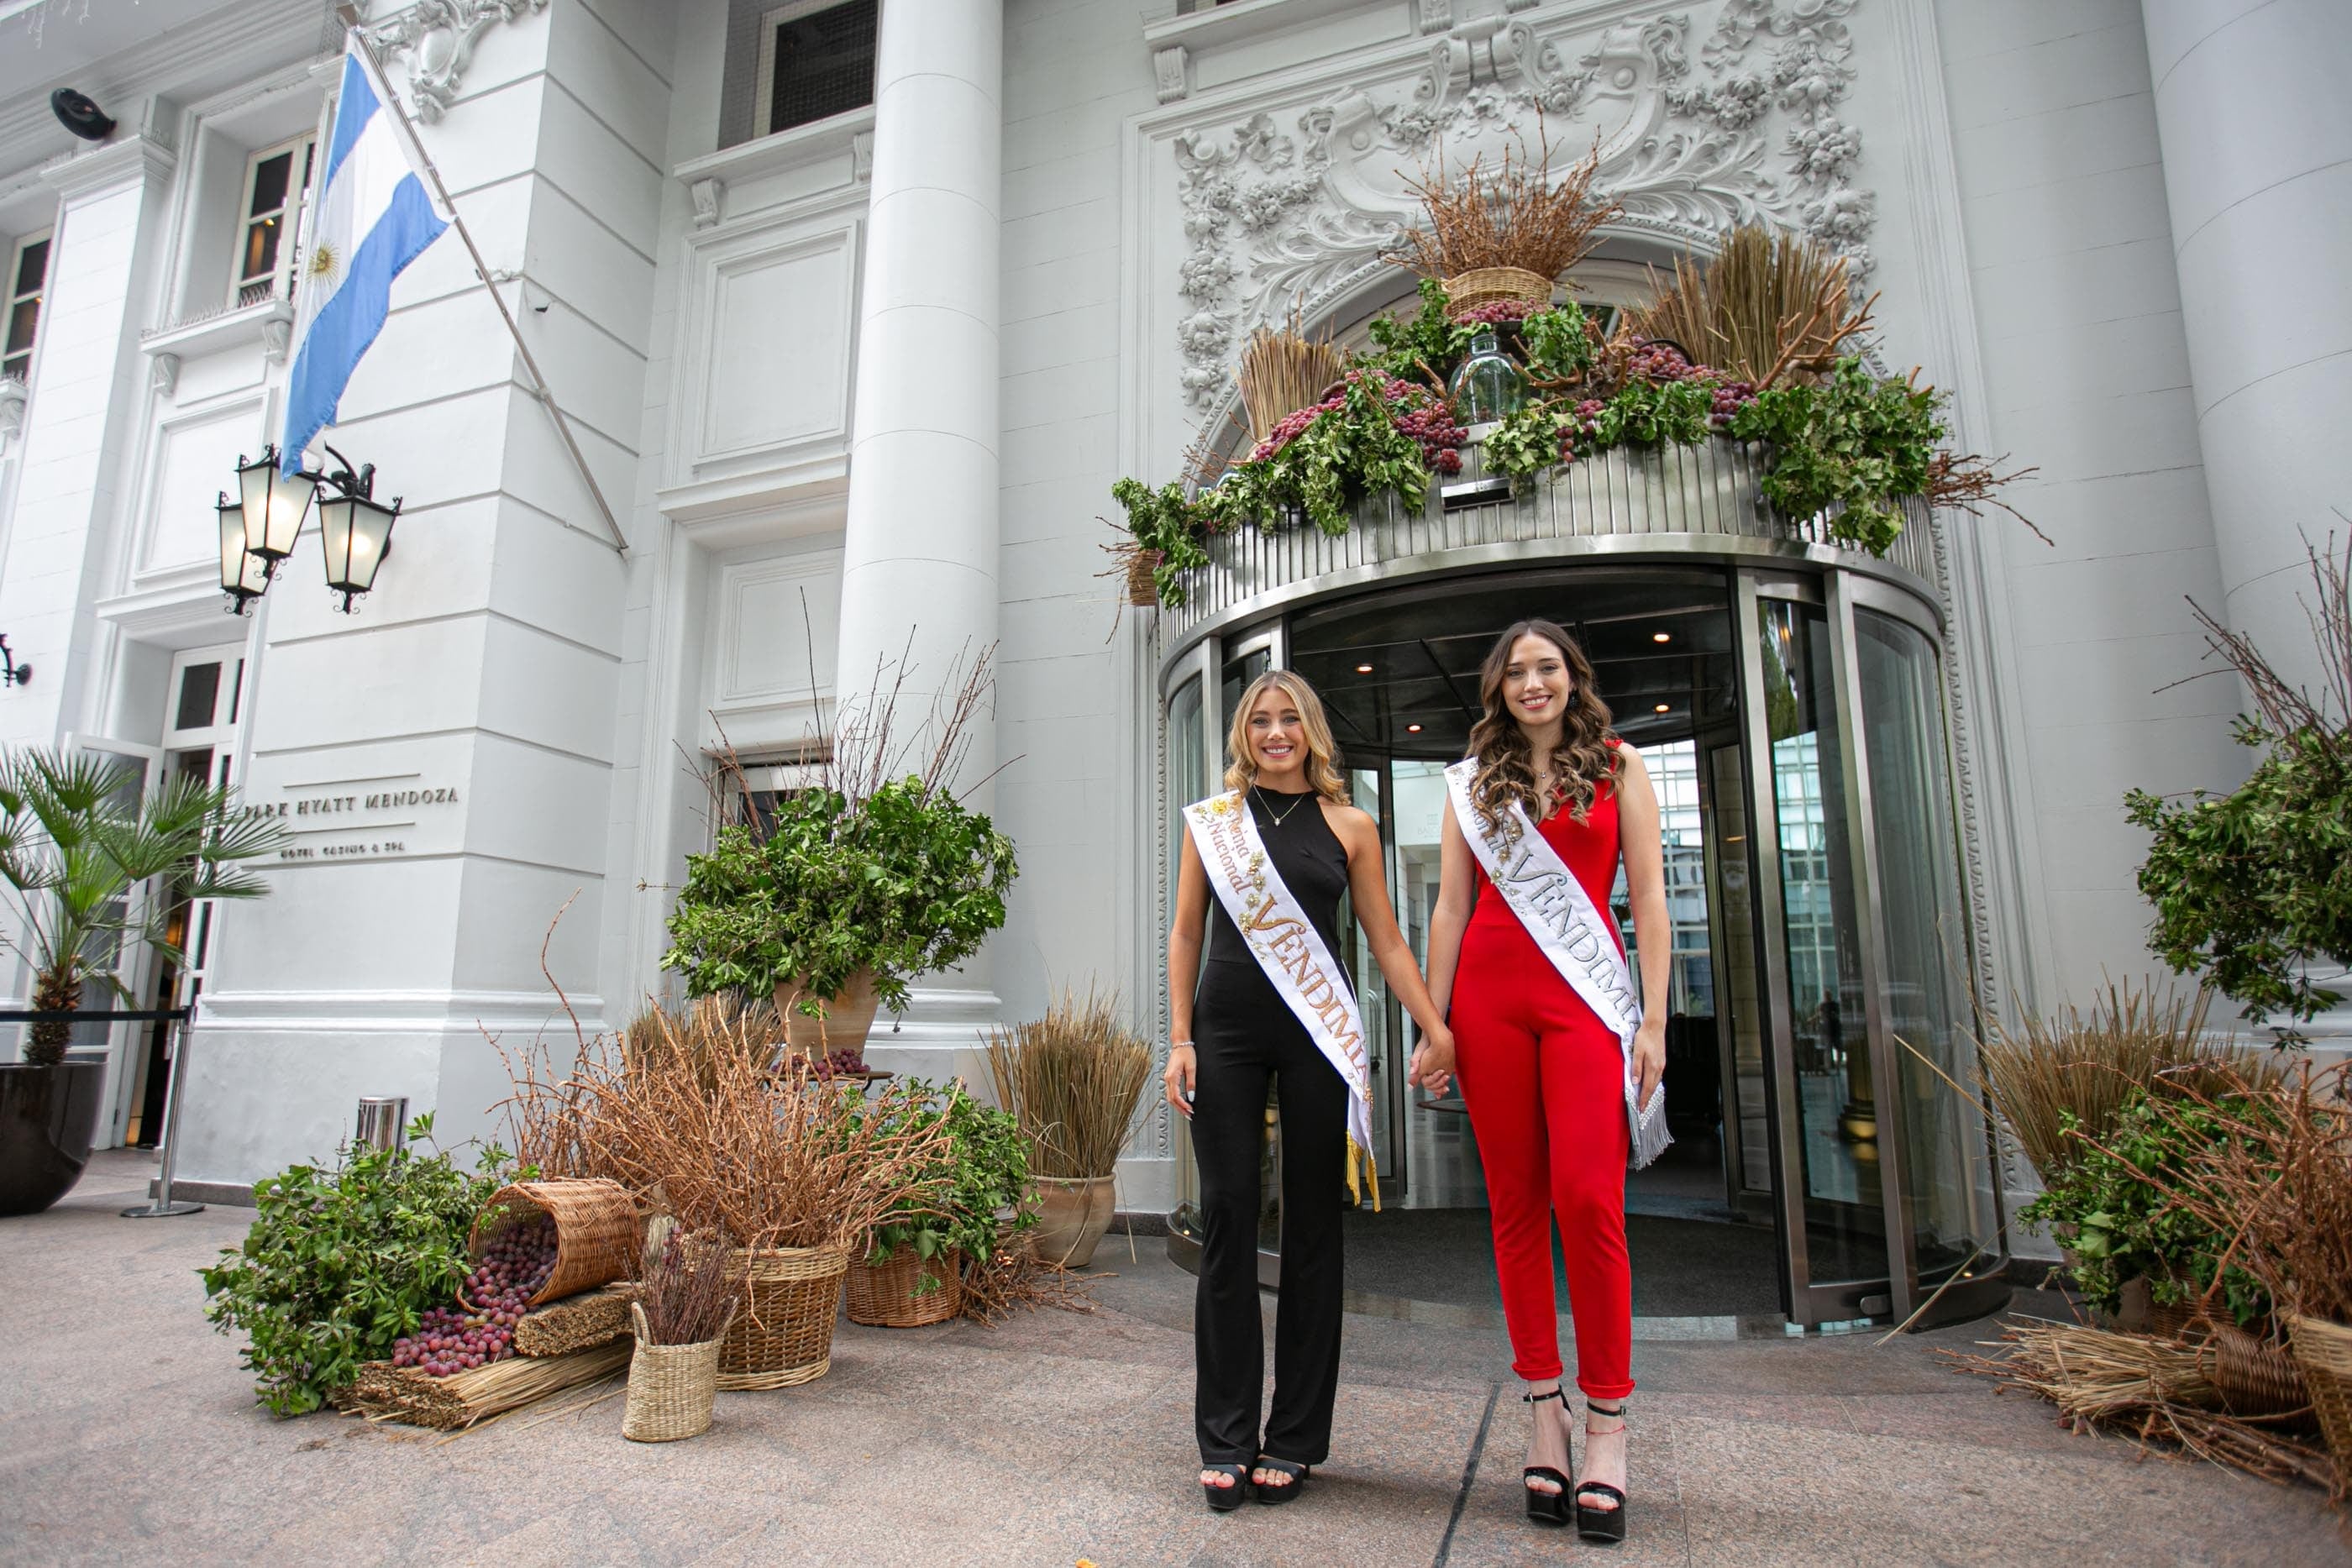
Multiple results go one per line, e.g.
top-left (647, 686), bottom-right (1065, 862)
top-left (622, 1301), bottom-right (732, 1442)
top-left (1442, 266), bottom-right (1555, 314)
top-left (717, 1244), bottom-right (848, 1390)
top-left (465, 1179), bottom-right (638, 1308)
top-left (846, 1242), bottom-right (964, 1328)
top-left (2289, 1314), bottom-right (2352, 1492)
top-left (2199, 1321), bottom-right (2310, 1416)
top-left (1124, 548), bottom-right (1163, 608)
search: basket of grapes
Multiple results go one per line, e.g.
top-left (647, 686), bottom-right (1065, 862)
top-left (461, 1179), bottom-right (637, 1311)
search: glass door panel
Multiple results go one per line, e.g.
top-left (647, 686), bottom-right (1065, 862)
top-left (1856, 610), bottom-right (2000, 1282)
top-left (1757, 599), bottom-right (1881, 1287)
top-left (1344, 765), bottom-right (1395, 1183)
top-left (1704, 736), bottom-right (1775, 1213)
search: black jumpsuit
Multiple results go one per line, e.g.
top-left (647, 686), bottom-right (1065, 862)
top-left (1189, 786), bottom-right (1352, 1468)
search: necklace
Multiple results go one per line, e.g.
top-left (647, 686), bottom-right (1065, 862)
top-left (1252, 784), bottom-right (1311, 827)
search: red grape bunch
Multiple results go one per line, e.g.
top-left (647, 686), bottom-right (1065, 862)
top-left (389, 1213), bottom-right (559, 1377)
top-left (810, 1046), bottom-right (869, 1080)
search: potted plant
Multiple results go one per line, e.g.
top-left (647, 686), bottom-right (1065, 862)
top-left (986, 991), bottom-right (1153, 1269)
top-left (848, 1078), bottom-right (1034, 1327)
top-left (622, 1225), bottom-right (738, 1442)
top-left (661, 661), bottom-right (1017, 1057)
top-left (0, 748), bottom-right (282, 1216)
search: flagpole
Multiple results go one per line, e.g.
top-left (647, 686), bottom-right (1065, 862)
top-left (334, 4), bottom-right (629, 560)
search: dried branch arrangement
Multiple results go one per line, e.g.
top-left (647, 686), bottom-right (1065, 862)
top-left (2187, 530), bottom-right (2352, 767)
top-left (622, 993), bottom-right (781, 1099)
top-left (1945, 1321), bottom-right (2334, 1491)
top-left (1389, 124), bottom-right (1619, 283)
top-left (1629, 223), bottom-right (1877, 389)
top-left (959, 1249), bottom-right (1102, 1326)
top-left (1976, 980), bottom-right (2275, 1183)
top-left (635, 1226), bottom-right (737, 1347)
top-left (500, 1005), bottom-right (954, 1255)
top-left (986, 989), bottom-right (1155, 1180)
top-left (1238, 309), bottom-right (1348, 448)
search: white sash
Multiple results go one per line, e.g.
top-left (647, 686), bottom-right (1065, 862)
top-left (1443, 758), bottom-right (1672, 1169)
top-left (1184, 790), bottom-right (1379, 1208)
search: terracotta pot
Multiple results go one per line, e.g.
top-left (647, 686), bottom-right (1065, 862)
top-left (0, 1061), bottom-right (108, 1216)
top-left (774, 969), bottom-right (881, 1057)
top-left (1029, 1174), bottom-right (1116, 1269)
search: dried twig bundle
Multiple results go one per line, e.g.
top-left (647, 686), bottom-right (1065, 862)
top-left (1389, 124), bottom-right (1618, 284)
top-left (1238, 310), bottom-right (1347, 447)
top-left (986, 989), bottom-right (1154, 1180)
top-left (1928, 450), bottom-right (2050, 544)
top-left (958, 1247), bottom-right (1101, 1326)
top-left (1945, 1320), bottom-right (2333, 1490)
top-left (636, 1227), bottom-right (737, 1346)
top-left (622, 994), bottom-right (781, 1099)
top-left (1629, 224), bottom-right (1876, 388)
top-left (1977, 980), bottom-right (2274, 1183)
top-left (2183, 530), bottom-right (2352, 768)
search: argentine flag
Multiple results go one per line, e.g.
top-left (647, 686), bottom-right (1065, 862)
top-left (280, 45), bottom-right (450, 475)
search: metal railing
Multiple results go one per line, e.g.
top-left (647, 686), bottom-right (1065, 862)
top-left (1163, 438), bottom-right (1942, 645)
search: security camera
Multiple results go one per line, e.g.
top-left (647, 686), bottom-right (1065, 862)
top-left (51, 89), bottom-right (115, 142)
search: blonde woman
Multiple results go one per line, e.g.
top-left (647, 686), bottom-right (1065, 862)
top-left (1164, 669), bottom-right (1456, 1511)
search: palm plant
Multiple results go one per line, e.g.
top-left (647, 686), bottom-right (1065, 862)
top-left (0, 748), bottom-right (284, 1066)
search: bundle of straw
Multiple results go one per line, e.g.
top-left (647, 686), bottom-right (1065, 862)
top-left (1629, 223), bottom-right (1876, 388)
top-left (985, 989), bottom-right (1153, 1180)
top-left (512, 1284), bottom-right (633, 1358)
top-left (1976, 980), bottom-right (2273, 1184)
top-left (1237, 312), bottom-right (1347, 448)
top-left (1947, 1320), bottom-right (2333, 1491)
top-left (1389, 126), bottom-right (1618, 284)
top-left (341, 1340), bottom-right (632, 1431)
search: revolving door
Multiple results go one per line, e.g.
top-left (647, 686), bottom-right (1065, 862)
top-left (1160, 561), bottom-right (2008, 1331)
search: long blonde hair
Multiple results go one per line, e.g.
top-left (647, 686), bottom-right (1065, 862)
top-left (1467, 619), bottom-right (1619, 833)
top-left (1222, 669), bottom-right (1349, 801)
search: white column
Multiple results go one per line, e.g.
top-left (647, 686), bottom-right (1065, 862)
top-left (833, 0), bottom-right (1005, 1077)
top-left (2142, 0), bottom-right (2352, 691)
top-left (2142, 0), bottom-right (2352, 1048)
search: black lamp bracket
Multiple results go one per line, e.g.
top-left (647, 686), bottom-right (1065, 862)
top-left (0, 633), bottom-right (29, 687)
top-left (318, 443), bottom-right (375, 501)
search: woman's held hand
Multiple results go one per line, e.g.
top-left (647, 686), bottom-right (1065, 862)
top-left (1633, 1020), bottom-right (1666, 1112)
top-left (1410, 1023), bottom-right (1457, 1098)
top-left (1164, 1042), bottom-right (1197, 1118)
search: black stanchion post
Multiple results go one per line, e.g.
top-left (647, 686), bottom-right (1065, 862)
top-left (123, 1008), bottom-right (203, 1219)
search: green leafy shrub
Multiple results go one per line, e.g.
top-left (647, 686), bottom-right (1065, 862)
top-left (199, 1115), bottom-right (513, 1417)
top-left (2020, 1093), bottom-right (2270, 1328)
top-left (2127, 722), bottom-right (2352, 1028)
top-left (1520, 302), bottom-right (1596, 383)
top-left (1362, 277), bottom-right (1473, 386)
top-left (1110, 478), bottom-right (1212, 607)
top-left (862, 1078), bottom-right (1035, 1293)
top-left (1727, 359), bottom-right (1942, 554)
top-left (662, 778), bottom-right (1016, 1015)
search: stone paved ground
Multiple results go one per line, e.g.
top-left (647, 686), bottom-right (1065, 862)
top-left (3, 1151), bottom-right (2344, 1566)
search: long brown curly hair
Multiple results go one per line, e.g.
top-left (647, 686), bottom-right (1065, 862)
top-left (1466, 619), bottom-right (1619, 836)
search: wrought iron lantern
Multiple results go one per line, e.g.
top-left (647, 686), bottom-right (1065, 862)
top-left (234, 445), bottom-right (318, 572)
top-left (316, 463), bottom-right (399, 614)
top-left (218, 492), bottom-right (271, 614)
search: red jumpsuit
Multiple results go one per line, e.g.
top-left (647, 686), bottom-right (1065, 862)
top-left (1450, 759), bottom-right (1635, 1399)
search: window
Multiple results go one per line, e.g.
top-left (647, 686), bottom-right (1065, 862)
top-left (753, 0), bottom-right (878, 137)
top-left (3, 228), bottom-right (48, 384)
top-left (234, 135), bottom-right (317, 309)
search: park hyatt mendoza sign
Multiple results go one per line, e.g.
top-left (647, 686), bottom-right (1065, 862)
top-left (244, 779), bottom-right (463, 861)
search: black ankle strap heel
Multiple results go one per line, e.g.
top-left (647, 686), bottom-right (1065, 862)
top-left (1574, 1399), bottom-right (1630, 1545)
top-left (1520, 1388), bottom-right (1572, 1527)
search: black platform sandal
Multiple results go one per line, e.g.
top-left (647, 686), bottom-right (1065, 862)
top-left (1252, 1455), bottom-right (1310, 1505)
top-left (1574, 1400), bottom-right (1630, 1544)
top-left (1201, 1463), bottom-right (1251, 1513)
top-left (1520, 1387), bottom-right (1572, 1526)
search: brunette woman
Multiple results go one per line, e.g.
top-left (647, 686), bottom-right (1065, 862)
top-left (1164, 669), bottom-right (1457, 1512)
top-left (1424, 621), bottom-right (1670, 1545)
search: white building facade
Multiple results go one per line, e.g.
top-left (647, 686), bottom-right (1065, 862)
top-left (2, 0), bottom-right (2344, 1324)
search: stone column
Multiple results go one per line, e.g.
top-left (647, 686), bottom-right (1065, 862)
top-left (2142, 0), bottom-right (2352, 690)
top-left (833, 0), bottom-right (1005, 1077)
top-left (2142, 0), bottom-right (2352, 1046)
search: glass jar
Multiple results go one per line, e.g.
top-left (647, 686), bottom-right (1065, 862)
top-left (1447, 329), bottom-right (1528, 426)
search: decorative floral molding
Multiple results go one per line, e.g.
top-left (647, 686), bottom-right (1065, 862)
top-left (1154, 45), bottom-right (1189, 104)
top-left (361, 0), bottom-right (549, 125)
top-left (150, 354), bottom-right (181, 399)
top-left (1168, 0), bottom-right (1875, 405)
top-left (0, 376), bottom-right (25, 443)
top-left (689, 176), bottom-right (725, 229)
